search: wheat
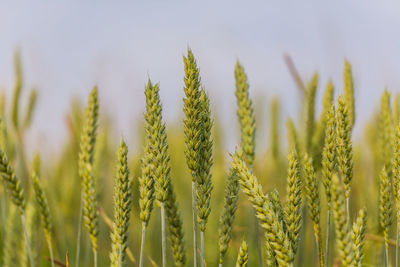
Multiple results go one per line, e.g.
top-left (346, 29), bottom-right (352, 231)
top-left (31, 154), bottom-right (55, 267)
top-left (165, 179), bottom-right (186, 267)
top-left (379, 166), bottom-right (393, 266)
top-left (304, 153), bottom-right (324, 267)
top-left (352, 207), bottom-right (367, 267)
top-left (331, 174), bottom-right (353, 267)
top-left (235, 240), bottom-right (248, 267)
top-left (218, 169), bottom-right (239, 266)
top-left (110, 139), bottom-right (132, 267)
top-left (336, 95), bottom-right (353, 217)
top-left (343, 60), bottom-right (355, 129)
top-left (285, 151), bottom-right (302, 254)
top-left (232, 151), bottom-right (294, 267)
top-left (183, 48), bottom-right (203, 267)
top-left (305, 72), bottom-right (318, 152)
top-left (234, 60), bottom-right (262, 266)
top-left (78, 86), bottom-right (99, 265)
top-left (393, 124), bottom-right (400, 267)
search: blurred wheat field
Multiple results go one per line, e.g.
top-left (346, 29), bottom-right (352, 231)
top-left (0, 49), bottom-right (398, 267)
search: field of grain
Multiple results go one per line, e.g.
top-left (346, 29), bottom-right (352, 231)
top-left (0, 49), bottom-right (399, 267)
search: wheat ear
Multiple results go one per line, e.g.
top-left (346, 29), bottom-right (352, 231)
top-left (197, 88), bottom-right (213, 267)
top-left (183, 48), bottom-right (203, 267)
top-left (218, 169), bottom-right (239, 266)
top-left (31, 154), bottom-right (55, 267)
top-left (235, 240), bottom-right (248, 267)
top-left (110, 139), bottom-right (132, 267)
top-left (305, 72), bottom-right (318, 152)
top-left (343, 60), bottom-right (355, 129)
top-left (232, 151), bottom-right (294, 267)
top-left (352, 207), bottom-right (367, 267)
top-left (285, 151), bottom-right (302, 255)
top-left (331, 174), bottom-right (354, 267)
top-left (78, 86), bottom-right (99, 266)
top-left (379, 166), bottom-right (393, 267)
top-left (234, 60), bottom-right (262, 266)
top-left (321, 103), bottom-right (336, 266)
top-left (336, 96), bottom-right (353, 220)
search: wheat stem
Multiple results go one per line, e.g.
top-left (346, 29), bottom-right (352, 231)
top-left (75, 200), bottom-right (83, 267)
top-left (46, 234), bottom-right (56, 267)
top-left (200, 231), bottom-right (205, 267)
top-left (161, 202), bottom-right (167, 267)
top-left (325, 209), bottom-right (331, 267)
top-left (192, 181), bottom-right (198, 267)
top-left (139, 222), bottom-right (147, 267)
top-left (396, 226), bottom-right (399, 267)
top-left (21, 212), bottom-right (35, 267)
top-left (94, 249), bottom-right (97, 267)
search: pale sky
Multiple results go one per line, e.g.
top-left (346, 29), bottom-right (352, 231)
top-left (1, 1), bottom-right (400, 153)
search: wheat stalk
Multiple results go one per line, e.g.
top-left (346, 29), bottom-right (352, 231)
top-left (183, 48), bottom-right (203, 267)
top-left (234, 60), bottom-right (262, 266)
top-left (321, 102), bottom-right (336, 266)
top-left (304, 153), bottom-right (324, 267)
top-left (31, 154), bottom-right (55, 267)
top-left (78, 86), bottom-right (99, 266)
top-left (218, 169), bottom-right (239, 266)
top-left (379, 166), bottom-right (393, 267)
top-left (196, 88), bottom-right (213, 267)
top-left (393, 124), bottom-right (400, 267)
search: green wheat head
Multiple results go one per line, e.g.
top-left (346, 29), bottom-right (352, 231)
top-left (379, 166), bottom-right (393, 248)
top-left (321, 103), bottom-right (336, 207)
top-left (235, 240), bottom-right (248, 267)
top-left (379, 90), bottom-right (394, 175)
top-left (218, 169), bottom-right (240, 264)
top-left (138, 151), bottom-right (155, 225)
top-left (78, 86), bottom-right (99, 250)
top-left (305, 72), bottom-right (318, 152)
top-left (344, 60), bottom-right (355, 129)
top-left (110, 139), bottom-right (132, 266)
top-left (336, 96), bottom-right (353, 199)
top-left (11, 50), bottom-right (23, 130)
top-left (144, 80), bottom-right (170, 203)
top-left (331, 174), bottom-right (354, 267)
top-left (0, 148), bottom-right (25, 212)
top-left (165, 180), bottom-right (186, 267)
top-left (352, 207), bottom-right (367, 267)
top-left (183, 48), bottom-right (202, 180)
top-left (232, 151), bottom-right (294, 266)
top-left (311, 80), bottom-right (334, 168)
top-left (393, 125), bottom-right (400, 230)
top-left (196, 88), bottom-right (213, 232)
top-left (287, 118), bottom-right (301, 155)
top-left (31, 154), bottom-right (52, 238)
top-left (285, 151), bottom-right (302, 254)
top-left (235, 61), bottom-right (256, 167)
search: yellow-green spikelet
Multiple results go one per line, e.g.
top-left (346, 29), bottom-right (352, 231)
top-left (110, 139), bottom-right (132, 266)
top-left (183, 49), bottom-right (202, 181)
top-left (336, 96), bottom-right (353, 199)
top-left (78, 87), bottom-right (99, 250)
top-left (235, 240), bottom-right (248, 267)
top-left (235, 61), bottom-right (256, 167)
top-left (197, 89), bottom-right (213, 232)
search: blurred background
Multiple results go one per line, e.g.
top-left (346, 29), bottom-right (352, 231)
top-left (0, 1), bottom-right (400, 266)
top-left (1, 1), bottom-right (400, 154)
